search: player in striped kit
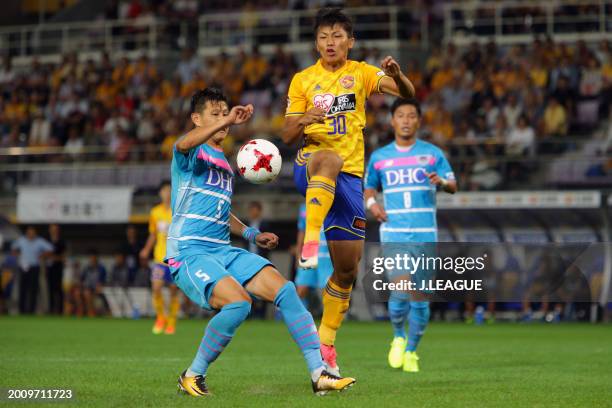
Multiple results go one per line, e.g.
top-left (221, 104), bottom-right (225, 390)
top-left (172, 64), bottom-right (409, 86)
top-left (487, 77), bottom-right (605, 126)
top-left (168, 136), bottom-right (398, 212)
top-left (364, 98), bottom-right (457, 372)
top-left (167, 88), bottom-right (354, 396)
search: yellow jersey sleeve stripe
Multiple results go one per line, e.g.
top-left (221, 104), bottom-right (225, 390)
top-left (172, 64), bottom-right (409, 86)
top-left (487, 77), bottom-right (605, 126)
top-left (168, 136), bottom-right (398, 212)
top-left (285, 112), bottom-right (305, 116)
top-left (375, 75), bottom-right (389, 94)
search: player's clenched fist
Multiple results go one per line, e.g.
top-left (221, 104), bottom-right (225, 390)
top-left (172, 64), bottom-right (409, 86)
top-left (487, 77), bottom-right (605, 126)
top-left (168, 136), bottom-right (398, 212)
top-left (255, 232), bottom-right (279, 250)
top-left (298, 107), bottom-right (326, 127)
top-left (381, 56), bottom-right (401, 78)
top-left (426, 171), bottom-right (445, 186)
top-left (370, 202), bottom-right (388, 222)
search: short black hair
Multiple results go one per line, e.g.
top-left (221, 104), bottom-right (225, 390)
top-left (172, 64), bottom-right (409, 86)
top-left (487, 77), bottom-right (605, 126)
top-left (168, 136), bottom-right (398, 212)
top-left (391, 98), bottom-right (421, 117)
top-left (190, 87), bottom-right (229, 114)
top-left (158, 179), bottom-right (170, 191)
top-left (314, 8), bottom-right (353, 38)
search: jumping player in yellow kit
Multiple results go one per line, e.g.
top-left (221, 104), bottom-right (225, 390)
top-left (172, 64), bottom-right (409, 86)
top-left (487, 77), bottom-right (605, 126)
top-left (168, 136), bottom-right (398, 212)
top-left (140, 180), bottom-right (180, 335)
top-left (282, 8), bottom-right (415, 374)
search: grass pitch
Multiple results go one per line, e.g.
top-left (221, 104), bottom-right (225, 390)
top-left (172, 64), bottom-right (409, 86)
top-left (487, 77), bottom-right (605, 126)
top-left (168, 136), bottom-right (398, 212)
top-left (1, 316), bottom-right (611, 407)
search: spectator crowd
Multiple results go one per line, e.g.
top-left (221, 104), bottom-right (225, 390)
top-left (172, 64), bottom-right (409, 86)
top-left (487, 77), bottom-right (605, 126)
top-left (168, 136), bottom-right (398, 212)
top-left (1, 35), bottom-right (611, 190)
top-left (0, 224), bottom-right (152, 317)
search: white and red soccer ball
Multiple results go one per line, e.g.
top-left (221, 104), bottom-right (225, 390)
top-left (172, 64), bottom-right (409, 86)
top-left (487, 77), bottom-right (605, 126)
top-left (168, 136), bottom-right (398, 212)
top-left (236, 139), bottom-right (282, 184)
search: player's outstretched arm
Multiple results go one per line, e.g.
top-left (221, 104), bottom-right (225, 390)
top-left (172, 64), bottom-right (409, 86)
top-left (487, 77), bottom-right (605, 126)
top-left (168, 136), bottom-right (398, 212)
top-left (379, 56), bottom-right (415, 99)
top-left (229, 213), bottom-right (279, 250)
top-left (281, 107), bottom-right (326, 145)
top-left (176, 104), bottom-right (254, 153)
top-left (229, 213), bottom-right (250, 237)
top-left (365, 188), bottom-right (388, 222)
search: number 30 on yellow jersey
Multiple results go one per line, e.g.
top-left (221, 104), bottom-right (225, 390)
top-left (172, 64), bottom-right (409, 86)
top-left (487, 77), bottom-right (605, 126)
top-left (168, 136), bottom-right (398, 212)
top-left (327, 114), bottom-right (347, 135)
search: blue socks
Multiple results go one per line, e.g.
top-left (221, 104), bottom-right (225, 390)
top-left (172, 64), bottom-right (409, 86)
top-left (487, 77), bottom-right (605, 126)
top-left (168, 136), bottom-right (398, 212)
top-left (274, 282), bottom-right (324, 376)
top-left (388, 297), bottom-right (431, 352)
top-left (407, 301), bottom-right (430, 352)
top-left (187, 283), bottom-right (326, 380)
top-left (188, 301), bottom-right (251, 376)
top-left (388, 292), bottom-right (411, 339)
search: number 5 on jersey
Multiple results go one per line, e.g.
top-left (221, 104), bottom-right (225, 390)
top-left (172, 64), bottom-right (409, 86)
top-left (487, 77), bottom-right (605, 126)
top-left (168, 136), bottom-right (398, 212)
top-left (195, 269), bottom-right (210, 282)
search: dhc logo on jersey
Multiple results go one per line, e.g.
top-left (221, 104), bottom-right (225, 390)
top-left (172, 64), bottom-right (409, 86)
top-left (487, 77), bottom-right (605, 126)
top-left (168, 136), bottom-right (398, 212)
top-left (385, 167), bottom-right (427, 185)
top-left (313, 93), bottom-right (356, 115)
top-left (206, 168), bottom-right (233, 193)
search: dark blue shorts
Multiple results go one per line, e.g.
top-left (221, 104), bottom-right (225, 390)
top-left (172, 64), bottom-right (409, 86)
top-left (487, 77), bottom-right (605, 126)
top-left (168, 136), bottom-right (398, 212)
top-left (294, 154), bottom-right (366, 240)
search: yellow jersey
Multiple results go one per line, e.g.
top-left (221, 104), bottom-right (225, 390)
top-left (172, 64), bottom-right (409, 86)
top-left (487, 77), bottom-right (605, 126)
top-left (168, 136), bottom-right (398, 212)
top-left (149, 203), bottom-right (172, 264)
top-left (286, 59), bottom-right (387, 177)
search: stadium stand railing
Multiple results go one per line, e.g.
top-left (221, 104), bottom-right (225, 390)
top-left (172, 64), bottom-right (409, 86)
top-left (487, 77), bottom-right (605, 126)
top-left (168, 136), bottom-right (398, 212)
top-left (1, 2), bottom-right (609, 61)
top-left (0, 18), bottom-right (163, 62)
top-left (1, 139), bottom-right (609, 195)
top-left (197, 6), bottom-right (429, 54)
top-left (0, 6), bottom-right (429, 62)
top-left (444, 0), bottom-right (612, 46)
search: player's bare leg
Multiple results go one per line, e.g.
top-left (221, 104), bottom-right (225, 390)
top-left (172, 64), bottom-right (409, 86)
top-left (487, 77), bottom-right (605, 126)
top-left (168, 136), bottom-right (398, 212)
top-left (246, 266), bottom-right (355, 394)
top-left (299, 150), bottom-right (343, 269)
top-left (151, 279), bottom-right (166, 334)
top-left (207, 277), bottom-right (252, 308)
top-left (296, 285), bottom-right (309, 299)
top-left (319, 240), bottom-right (363, 374)
top-left (296, 284), bottom-right (311, 310)
top-left (178, 276), bottom-right (251, 397)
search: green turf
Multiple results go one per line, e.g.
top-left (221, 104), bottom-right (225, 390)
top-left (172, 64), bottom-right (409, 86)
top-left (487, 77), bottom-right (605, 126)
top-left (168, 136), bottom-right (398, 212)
top-left (1, 317), bottom-right (611, 407)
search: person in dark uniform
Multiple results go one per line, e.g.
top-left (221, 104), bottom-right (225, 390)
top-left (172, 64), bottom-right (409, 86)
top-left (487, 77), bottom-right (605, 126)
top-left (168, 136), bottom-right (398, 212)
top-left (46, 224), bottom-right (66, 315)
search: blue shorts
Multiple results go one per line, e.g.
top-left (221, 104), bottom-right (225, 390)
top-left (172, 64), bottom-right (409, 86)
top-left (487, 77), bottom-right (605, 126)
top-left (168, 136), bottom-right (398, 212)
top-left (295, 254), bottom-right (333, 289)
top-left (294, 154), bottom-right (366, 240)
top-left (151, 263), bottom-right (174, 285)
top-left (167, 245), bottom-right (272, 310)
top-left (383, 243), bottom-right (436, 295)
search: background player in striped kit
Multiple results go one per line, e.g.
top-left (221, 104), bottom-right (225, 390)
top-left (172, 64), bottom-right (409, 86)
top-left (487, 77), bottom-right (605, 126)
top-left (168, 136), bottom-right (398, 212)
top-left (295, 203), bottom-right (333, 312)
top-left (364, 98), bottom-right (457, 372)
top-left (167, 88), bottom-right (355, 396)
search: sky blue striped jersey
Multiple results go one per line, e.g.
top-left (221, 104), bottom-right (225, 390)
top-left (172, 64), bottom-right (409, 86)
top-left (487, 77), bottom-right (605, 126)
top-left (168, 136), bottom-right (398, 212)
top-left (166, 143), bottom-right (234, 259)
top-left (364, 140), bottom-right (455, 243)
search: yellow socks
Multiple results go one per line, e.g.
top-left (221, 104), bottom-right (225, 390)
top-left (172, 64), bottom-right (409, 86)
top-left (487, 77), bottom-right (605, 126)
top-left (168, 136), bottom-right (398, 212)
top-left (304, 175), bottom-right (336, 244)
top-left (152, 291), bottom-right (166, 321)
top-left (304, 173), bottom-right (346, 344)
top-left (319, 280), bottom-right (352, 346)
top-left (167, 295), bottom-right (180, 327)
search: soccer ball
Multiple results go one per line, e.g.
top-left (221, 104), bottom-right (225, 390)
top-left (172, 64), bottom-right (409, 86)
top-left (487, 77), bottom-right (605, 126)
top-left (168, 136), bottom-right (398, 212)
top-left (236, 139), bottom-right (282, 184)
